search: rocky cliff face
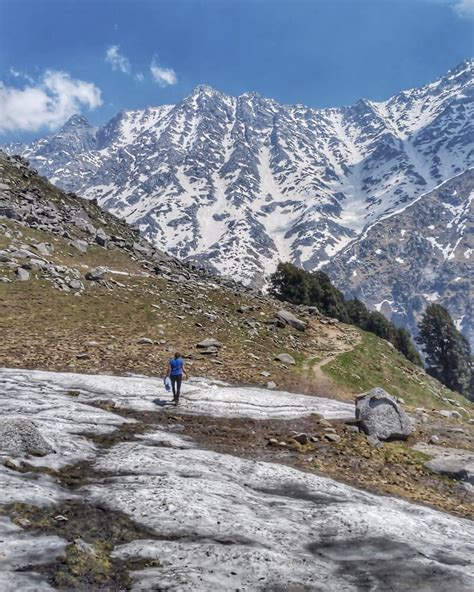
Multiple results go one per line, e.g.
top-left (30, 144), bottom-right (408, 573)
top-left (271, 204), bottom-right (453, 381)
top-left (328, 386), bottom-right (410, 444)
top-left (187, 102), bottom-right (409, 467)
top-left (3, 60), bottom-right (473, 339)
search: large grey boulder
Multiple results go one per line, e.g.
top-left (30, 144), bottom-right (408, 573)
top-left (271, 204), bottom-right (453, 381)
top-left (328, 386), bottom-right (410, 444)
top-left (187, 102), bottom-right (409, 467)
top-left (0, 418), bottom-right (53, 457)
top-left (276, 309), bottom-right (307, 332)
top-left (355, 388), bottom-right (413, 441)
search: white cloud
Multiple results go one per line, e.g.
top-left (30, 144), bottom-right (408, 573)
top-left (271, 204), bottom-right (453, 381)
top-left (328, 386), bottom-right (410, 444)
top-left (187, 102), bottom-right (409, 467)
top-left (105, 45), bottom-right (131, 74)
top-left (0, 70), bottom-right (102, 134)
top-left (135, 72), bottom-right (145, 82)
top-left (453, 0), bottom-right (474, 16)
top-left (150, 58), bottom-right (177, 87)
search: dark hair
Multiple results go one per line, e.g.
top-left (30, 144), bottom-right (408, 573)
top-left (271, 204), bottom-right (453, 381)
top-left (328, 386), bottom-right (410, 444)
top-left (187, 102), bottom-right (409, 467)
top-left (174, 352), bottom-right (181, 359)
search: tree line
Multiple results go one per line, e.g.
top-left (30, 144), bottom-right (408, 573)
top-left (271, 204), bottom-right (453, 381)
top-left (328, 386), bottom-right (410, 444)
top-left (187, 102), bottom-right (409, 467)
top-left (270, 262), bottom-right (473, 400)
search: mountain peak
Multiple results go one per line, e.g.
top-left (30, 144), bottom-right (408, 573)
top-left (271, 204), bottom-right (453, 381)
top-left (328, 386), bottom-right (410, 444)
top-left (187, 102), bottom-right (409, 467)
top-left (60, 114), bottom-right (93, 131)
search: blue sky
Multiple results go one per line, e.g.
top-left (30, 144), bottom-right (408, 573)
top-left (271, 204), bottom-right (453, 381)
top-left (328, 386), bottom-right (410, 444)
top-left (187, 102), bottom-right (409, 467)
top-left (0, 0), bottom-right (473, 141)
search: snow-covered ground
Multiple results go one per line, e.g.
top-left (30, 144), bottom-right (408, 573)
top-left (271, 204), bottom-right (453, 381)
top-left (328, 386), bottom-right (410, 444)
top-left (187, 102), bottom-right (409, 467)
top-left (0, 368), bottom-right (473, 591)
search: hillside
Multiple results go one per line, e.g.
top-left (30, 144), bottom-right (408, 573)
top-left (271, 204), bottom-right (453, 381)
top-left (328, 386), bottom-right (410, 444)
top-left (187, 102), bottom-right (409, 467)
top-left (1, 149), bottom-right (474, 590)
top-left (1, 149), bottom-right (469, 408)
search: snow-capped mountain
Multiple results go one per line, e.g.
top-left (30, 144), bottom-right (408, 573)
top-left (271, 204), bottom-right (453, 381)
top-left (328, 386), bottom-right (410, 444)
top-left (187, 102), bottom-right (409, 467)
top-left (4, 60), bottom-right (473, 340)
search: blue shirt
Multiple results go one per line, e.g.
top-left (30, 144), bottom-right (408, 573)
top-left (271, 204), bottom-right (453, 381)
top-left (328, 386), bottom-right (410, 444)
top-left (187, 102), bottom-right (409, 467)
top-left (169, 357), bottom-right (184, 376)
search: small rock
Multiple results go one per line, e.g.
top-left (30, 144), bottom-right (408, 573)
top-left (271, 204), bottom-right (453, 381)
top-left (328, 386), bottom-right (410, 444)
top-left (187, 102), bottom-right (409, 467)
top-left (345, 425), bottom-right (360, 433)
top-left (85, 266), bottom-right (107, 281)
top-left (266, 381), bottom-right (277, 390)
top-left (325, 433), bottom-right (341, 443)
top-left (76, 352), bottom-right (91, 360)
top-left (292, 433), bottom-right (309, 445)
top-left (274, 353), bottom-right (296, 365)
top-left (197, 338), bottom-right (222, 349)
top-left (16, 268), bottom-right (29, 281)
top-left (137, 337), bottom-right (154, 345)
top-left (430, 435), bottom-right (440, 445)
top-left (275, 309), bottom-right (307, 332)
top-left (54, 515), bottom-right (68, 522)
top-left (71, 239), bottom-right (88, 254)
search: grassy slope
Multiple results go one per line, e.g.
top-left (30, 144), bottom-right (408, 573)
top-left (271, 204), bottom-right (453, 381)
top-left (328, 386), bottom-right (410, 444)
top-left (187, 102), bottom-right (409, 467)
top-left (323, 331), bottom-right (470, 410)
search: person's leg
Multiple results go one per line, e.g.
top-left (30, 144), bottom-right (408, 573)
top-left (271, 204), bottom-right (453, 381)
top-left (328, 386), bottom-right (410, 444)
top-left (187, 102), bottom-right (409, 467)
top-left (176, 376), bottom-right (182, 399)
top-left (171, 376), bottom-right (177, 398)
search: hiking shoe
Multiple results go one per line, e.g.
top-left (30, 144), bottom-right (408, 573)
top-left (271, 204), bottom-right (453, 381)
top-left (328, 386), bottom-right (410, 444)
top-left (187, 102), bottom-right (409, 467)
top-left (173, 399), bottom-right (179, 406)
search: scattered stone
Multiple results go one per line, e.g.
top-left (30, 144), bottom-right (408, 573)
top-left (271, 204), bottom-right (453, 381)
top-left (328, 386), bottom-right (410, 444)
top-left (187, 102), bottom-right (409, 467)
top-left (95, 228), bottom-right (109, 247)
top-left (197, 338), bottom-right (222, 349)
top-left (85, 266), bottom-right (107, 281)
top-left (33, 242), bottom-right (54, 256)
top-left (276, 309), bottom-right (307, 332)
top-left (0, 418), bottom-right (53, 457)
top-left (430, 435), bottom-right (440, 445)
top-left (16, 267), bottom-right (29, 281)
top-left (274, 353), bottom-right (296, 365)
top-left (71, 239), bottom-right (88, 254)
top-left (266, 381), bottom-right (277, 390)
top-left (54, 515), bottom-right (69, 522)
top-left (292, 433), bottom-right (309, 445)
top-left (76, 352), bottom-right (91, 360)
top-left (345, 425), bottom-right (360, 434)
top-left (355, 387), bottom-right (413, 441)
top-left (69, 279), bottom-right (83, 290)
top-left (318, 419), bottom-right (333, 428)
top-left (307, 306), bottom-right (319, 315)
top-left (439, 410), bottom-right (462, 420)
top-left (137, 337), bottom-right (154, 345)
top-left (325, 433), bottom-right (341, 443)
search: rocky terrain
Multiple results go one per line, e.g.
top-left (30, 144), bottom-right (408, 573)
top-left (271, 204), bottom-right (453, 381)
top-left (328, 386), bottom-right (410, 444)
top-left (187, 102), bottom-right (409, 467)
top-left (1, 149), bottom-right (474, 590)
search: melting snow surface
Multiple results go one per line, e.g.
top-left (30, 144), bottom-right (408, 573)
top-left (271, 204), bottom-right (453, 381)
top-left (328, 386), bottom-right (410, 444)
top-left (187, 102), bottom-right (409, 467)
top-left (0, 368), bottom-right (473, 591)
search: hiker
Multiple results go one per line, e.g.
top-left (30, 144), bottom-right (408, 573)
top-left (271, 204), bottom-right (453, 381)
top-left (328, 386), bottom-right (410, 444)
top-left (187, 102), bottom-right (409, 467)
top-left (166, 352), bottom-right (187, 405)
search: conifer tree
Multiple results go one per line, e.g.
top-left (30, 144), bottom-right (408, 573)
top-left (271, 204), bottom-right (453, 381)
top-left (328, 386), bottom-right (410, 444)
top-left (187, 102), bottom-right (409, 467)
top-left (417, 304), bottom-right (472, 398)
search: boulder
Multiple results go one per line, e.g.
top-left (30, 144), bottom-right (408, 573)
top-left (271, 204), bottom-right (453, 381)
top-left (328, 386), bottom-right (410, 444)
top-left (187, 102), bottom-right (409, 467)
top-left (0, 418), bottom-right (53, 457)
top-left (274, 353), bottom-right (296, 365)
top-left (276, 309), bottom-right (307, 332)
top-left (355, 387), bottom-right (413, 441)
top-left (85, 266), bottom-right (107, 281)
top-left (415, 445), bottom-right (474, 484)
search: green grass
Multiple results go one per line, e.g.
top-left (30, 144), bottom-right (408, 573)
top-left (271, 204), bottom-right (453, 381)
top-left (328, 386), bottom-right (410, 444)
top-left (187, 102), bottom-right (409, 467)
top-left (323, 331), bottom-right (472, 411)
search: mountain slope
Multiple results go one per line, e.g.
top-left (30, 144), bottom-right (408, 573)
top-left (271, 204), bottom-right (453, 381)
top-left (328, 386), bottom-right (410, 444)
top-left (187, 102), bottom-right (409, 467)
top-left (5, 60), bottom-right (472, 286)
top-left (324, 170), bottom-right (473, 346)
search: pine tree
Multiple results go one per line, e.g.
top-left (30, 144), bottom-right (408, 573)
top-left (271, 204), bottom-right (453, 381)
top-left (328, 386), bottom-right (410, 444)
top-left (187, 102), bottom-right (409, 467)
top-left (417, 304), bottom-right (472, 398)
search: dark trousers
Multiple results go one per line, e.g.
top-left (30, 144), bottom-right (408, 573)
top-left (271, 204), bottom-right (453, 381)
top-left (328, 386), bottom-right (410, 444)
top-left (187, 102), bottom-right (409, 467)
top-left (170, 375), bottom-right (182, 399)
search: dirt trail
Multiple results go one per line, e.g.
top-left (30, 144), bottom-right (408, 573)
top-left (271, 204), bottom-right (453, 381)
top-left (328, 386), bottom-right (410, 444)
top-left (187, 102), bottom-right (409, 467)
top-left (299, 324), bottom-right (361, 399)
